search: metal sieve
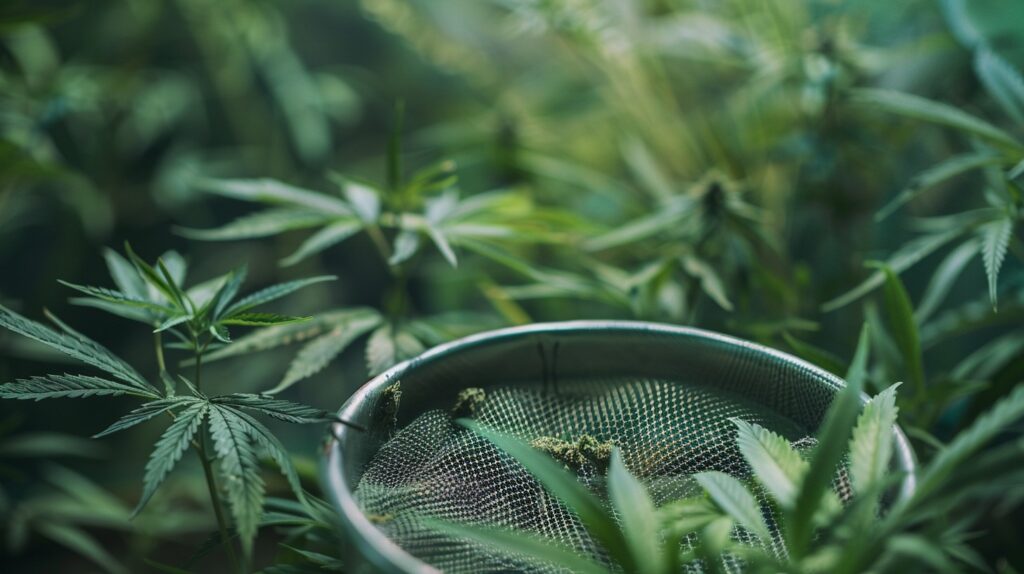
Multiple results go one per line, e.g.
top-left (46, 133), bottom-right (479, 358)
top-left (322, 321), bottom-right (917, 573)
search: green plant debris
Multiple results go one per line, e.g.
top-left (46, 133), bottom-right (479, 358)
top-left (451, 387), bottom-right (486, 418)
top-left (367, 512), bottom-right (394, 524)
top-left (381, 382), bottom-right (402, 428)
top-left (530, 434), bottom-right (614, 473)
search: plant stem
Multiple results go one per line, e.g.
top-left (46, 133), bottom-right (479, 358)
top-left (191, 339), bottom-right (243, 574)
top-left (196, 435), bottom-right (241, 574)
top-left (154, 331), bottom-right (167, 373)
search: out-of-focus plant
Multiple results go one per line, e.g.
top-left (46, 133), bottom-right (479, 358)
top-left (182, 121), bottom-right (575, 390)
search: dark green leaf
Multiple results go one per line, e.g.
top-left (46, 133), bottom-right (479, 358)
top-left (133, 402), bottom-right (207, 516)
top-left (93, 398), bottom-right (198, 438)
top-left (0, 374), bottom-right (157, 401)
top-left (269, 313), bottom-right (382, 394)
top-left (220, 313), bottom-right (311, 327)
top-left (0, 305), bottom-right (154, 393)
top-left (208, 405), bottom-right (265, 561)
top-left (225, 276), bottom-right (336, 316)
top-left (212, 394), bottom-right (333, 424)
top-left (177, 208), bottom-right (331, 241)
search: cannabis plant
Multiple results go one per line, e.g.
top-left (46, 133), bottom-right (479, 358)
top-left (0, 245), bottom-right (343, 572)
top-left (181, 136), bottom-right (562, 391)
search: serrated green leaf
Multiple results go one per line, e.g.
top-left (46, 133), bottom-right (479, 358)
top-left (225, 276), bottom-right (336, 316)
top-left (694, 471), bottom-right (771, 544)
top-left (280, 220), bottom-right (362, 267)
top-left (732, 418), bottom-right (808, 508)
top-left (851, 88), bottom-right (1022, 150)
top-left (208, 405), bottom-right (265, 561)
top-left (198, 308), bottom-right (381, 364)
top-left (220, 313), bottom-right (310, 327)
top-left (0, 305), bottom-right (153, 393)
top-left (849, 384), bottom-right (900, 498)
top-left (196, 178), bottom-right (353, 216)
top-left (212, 394), bottom-right (332, 424)
top-left (154, 314), bottom-right (190, 333)
top-left (210, 323), bottom-right (231, 343)
top-left (93, 398), bottom-right (198, 438)
top-left (156, 258), bottom-right (191, 313)
top-left (216, 405), bottom-right (305, 502)
top-left (0, 374), bottom-right (157, 401)
top-left (134, 402), bottom-right (206, 516)
top-left (70, 297), bottom-right (151, 323)
top-left (981, 217), bottom-right (1013, 310)
top-left (975, 48), bottom-right (1024, 124)
top-left (178, 208), bottom-right (331, 241)
top-left (124, 243), bottom-right (179, 308)
top-left (58, 281), bottom-right (175, 315)
top-left (607, 449), bottom-right (662, 573)
top-left (268, 314), bottom-right (381, 394)
top-left (207, 266), bottom-right (248, 320)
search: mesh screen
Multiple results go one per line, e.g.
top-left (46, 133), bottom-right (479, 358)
top-left (354, 376), bottom-right (844, 573)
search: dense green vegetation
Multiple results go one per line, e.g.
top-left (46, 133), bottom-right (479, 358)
top-left (1, 0), bottom-right (1022, 572)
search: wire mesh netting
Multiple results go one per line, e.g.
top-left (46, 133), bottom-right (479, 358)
top-left (353, 375), bottom-right (849, 573)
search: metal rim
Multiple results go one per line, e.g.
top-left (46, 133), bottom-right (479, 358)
top-left (321, 320), bottom-right (918, 573)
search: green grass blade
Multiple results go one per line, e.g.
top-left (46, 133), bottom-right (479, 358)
top-left (786, 324), bottom-right (869, 557)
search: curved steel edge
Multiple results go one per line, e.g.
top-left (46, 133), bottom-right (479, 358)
top-left (321, 320), bottom-right (918, 574)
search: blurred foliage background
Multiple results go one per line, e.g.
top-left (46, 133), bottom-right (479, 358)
top-left (1, 0), bottom-right (1023, 571)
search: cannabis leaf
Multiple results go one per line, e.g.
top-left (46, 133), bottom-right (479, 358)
top-left (208, 404), bottom-right (266, 559)
top-left (731, 418), bottom-right (808, 507)
top-left (980, 216), bottom-right (1013, 310)
top-left (134, 401), bottom-right (207, 515)
top-left (848, 384), bottom-right (900, 499)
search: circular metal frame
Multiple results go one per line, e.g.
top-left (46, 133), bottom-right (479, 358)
top-left (321, 320), bottom-right (917, 574)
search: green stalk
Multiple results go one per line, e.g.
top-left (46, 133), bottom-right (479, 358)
top-left (192, 336), bottom-right (243, 574)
